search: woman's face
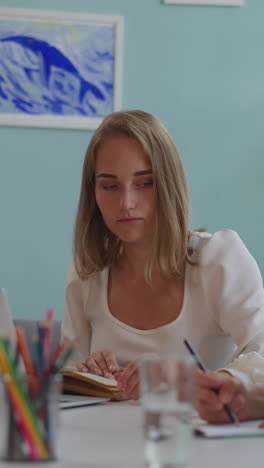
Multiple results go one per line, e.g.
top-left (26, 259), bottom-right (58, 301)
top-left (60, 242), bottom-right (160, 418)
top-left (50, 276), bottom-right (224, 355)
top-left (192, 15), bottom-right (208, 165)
top-left (94, 135), bottom-right (156, 247)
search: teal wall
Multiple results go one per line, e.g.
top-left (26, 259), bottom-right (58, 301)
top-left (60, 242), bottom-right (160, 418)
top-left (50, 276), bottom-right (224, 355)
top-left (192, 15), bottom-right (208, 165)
top-left (0, 0), bottom-right (263, 319)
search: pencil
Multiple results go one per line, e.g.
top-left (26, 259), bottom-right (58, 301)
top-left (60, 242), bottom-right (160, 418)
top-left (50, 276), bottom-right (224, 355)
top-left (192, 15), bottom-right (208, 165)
top-left (35, 346), bottom-right (73, 401)
top-left (0, 338), bottom-right (49, 438)
top-left (37, 321), bottom-right (47, 372)
top-left (43, 308), bottom-right (54, 365)
top-left (183, 339), bottom-right (240, 426)
top-left (4, 375), bottom-right (39, 460)
top-left (0, 341), bottom-right (49, 459)
top-left (15, 327), bottom-right (36, 376)
top-left (33, 343), bottom-right (65, 398)
top-left (31, 334), bottom-right (42, 377)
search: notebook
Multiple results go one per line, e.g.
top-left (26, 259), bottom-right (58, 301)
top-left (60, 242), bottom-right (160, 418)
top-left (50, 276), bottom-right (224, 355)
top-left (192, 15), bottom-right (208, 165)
top-left (62, 369), bottom-right (123, 399)
top-left (60, 394), bottom-right (109, 409)
top-left (194, 419), bottom-right (264, 438)
top-left (0, 288), bottom-right (16, 349)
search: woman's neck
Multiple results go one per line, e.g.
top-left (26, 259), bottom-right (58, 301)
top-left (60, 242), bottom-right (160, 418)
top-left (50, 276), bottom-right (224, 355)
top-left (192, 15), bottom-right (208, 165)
top-left (112, 244), bottom-right (183, 291)
top-left (113, 241), bottom-right (147, 273)
top-left (114, 242), bottom-right (160, 280)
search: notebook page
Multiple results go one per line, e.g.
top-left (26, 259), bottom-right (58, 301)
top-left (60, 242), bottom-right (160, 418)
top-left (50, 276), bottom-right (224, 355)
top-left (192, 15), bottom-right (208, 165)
top-left (69, 371), bottom-right (117, 387)
top-left (194, 420), bottom-right (264, 438)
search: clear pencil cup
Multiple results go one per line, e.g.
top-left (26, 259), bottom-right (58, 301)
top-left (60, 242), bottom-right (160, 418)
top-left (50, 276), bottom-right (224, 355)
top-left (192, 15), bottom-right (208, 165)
top-left (140, 354), bottom-right (195, 468)
top-left (0, 374), bottom-right (61, 462)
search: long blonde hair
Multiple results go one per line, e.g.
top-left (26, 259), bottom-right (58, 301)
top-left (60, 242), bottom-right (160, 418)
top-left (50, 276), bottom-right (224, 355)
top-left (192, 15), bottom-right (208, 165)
top-left (74, 110), bottom-right (192, 280)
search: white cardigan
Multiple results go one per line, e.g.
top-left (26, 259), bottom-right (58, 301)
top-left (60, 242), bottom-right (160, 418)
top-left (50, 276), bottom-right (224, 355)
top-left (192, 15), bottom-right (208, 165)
top-left (62, 230), bottom-right (264, 398)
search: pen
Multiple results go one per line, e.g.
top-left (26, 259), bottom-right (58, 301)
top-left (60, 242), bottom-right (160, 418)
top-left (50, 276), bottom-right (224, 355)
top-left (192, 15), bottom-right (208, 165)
top-left (183, 339), bottom-right (240, 426)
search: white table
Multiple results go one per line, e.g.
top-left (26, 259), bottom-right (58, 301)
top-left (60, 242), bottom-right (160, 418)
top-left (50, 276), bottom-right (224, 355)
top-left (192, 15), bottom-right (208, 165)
top-left (0, 401), bottom-right (263, 467)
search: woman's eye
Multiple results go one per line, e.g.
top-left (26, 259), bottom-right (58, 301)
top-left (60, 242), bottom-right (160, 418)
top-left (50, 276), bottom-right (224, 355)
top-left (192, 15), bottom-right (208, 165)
top-left (136, 180), bottom-right (153, 188)
top-left (103, 184), bottom-right (118, 190)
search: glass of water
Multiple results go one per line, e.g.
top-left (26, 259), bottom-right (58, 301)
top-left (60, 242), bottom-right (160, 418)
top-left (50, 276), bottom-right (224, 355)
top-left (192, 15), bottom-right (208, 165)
top-left (140, 354), bottom-right (195, 468)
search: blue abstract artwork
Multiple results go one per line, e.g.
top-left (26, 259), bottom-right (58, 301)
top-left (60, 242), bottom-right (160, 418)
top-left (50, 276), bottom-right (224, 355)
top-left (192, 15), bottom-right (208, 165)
top-left (0, 9), bottom-right (123, 129)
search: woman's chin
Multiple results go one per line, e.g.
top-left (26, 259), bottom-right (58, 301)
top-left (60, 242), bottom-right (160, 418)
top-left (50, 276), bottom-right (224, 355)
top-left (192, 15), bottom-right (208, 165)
top-left (119, 235), bottom-right (153, 247)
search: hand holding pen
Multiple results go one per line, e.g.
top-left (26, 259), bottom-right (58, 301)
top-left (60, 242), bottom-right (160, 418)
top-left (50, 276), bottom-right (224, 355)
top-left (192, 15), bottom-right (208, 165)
top-left (184, 340), bottom-right (239, 425)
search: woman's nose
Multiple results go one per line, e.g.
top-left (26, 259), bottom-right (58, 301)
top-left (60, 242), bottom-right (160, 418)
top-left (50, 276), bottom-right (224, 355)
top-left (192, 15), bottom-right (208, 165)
top-left (119, 187), bottom-right (137, 211)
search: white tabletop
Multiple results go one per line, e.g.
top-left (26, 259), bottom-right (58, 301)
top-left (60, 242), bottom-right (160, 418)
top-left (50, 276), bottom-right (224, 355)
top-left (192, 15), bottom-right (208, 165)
top-left (0, 401), bottom-right (263, 467)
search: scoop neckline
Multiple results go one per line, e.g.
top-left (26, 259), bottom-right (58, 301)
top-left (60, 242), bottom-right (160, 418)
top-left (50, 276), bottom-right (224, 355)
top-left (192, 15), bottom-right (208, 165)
top-left (102, 265), bottom-right (188, 335)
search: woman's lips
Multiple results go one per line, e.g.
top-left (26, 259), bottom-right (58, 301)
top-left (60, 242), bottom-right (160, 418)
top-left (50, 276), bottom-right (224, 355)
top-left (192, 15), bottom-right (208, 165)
top-left (117, 218), bottom-right (143, 223)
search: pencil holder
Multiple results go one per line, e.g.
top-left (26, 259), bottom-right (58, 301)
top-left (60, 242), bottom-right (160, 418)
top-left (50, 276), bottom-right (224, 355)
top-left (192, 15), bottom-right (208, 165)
top-left (0, 374), bottom-right (61, 462)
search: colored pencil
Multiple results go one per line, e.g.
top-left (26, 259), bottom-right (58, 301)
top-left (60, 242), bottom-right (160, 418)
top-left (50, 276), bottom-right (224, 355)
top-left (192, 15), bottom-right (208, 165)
top-left (0, 309), bottom-right (73, 461)
top-left (15, 327), bottom-right (36, 376)
top-left (43, 308), bottom-right (54, 364)
top-left (0, 341), bottom-right (48, 459)
top-left (4, 375), bottom-right (39, 460)
top-left (0, 339), bottom-right (48, 440)
top-left (35, 345), bottom-right (73, 401)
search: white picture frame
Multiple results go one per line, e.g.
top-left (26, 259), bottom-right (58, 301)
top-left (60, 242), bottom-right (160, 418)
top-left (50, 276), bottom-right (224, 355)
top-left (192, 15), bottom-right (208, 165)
top-left (0, 8), bottom-right (123, 130)
top-left (163, 0), bottom-right (243, 5)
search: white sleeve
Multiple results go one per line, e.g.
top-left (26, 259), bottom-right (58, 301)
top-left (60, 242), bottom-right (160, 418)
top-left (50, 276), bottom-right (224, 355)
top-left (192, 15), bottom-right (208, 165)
top-left (61, 261), bottom-right (91, 368)
top-left (200, 230), bottom-right (264, 415)
top-left (220, 353), bottom-right (264, 417)
top-left (200, 230), bottom-right (264, 365)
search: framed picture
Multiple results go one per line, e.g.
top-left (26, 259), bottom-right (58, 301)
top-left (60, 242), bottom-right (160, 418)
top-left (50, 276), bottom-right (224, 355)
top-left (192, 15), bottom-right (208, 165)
top-left (163, 0), bottom-right (243, 5)
top-left (0, 8), bottom-right (123, 129)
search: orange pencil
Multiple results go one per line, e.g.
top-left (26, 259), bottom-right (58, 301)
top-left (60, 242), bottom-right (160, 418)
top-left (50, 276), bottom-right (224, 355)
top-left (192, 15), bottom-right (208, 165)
top-left (15, 327), bottom-right (36, 376)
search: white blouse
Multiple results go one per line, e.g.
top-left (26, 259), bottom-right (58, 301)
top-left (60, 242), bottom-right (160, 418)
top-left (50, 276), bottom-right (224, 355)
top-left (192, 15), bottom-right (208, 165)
top-left (62, 230), bottom-right (264, 399)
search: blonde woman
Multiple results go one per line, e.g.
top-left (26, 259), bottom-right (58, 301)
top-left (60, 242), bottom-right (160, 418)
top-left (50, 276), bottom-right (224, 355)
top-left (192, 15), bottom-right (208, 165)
top-left (62, 110), bottom-right (264, 422)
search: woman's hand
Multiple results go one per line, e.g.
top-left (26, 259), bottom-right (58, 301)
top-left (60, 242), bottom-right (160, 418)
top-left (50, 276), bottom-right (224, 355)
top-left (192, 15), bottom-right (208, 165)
top-left (115, 360), bottom-right (140, 400)
top-left (76, 350), bottom-right (121, 378)
top-left (196, 370), bottom-right (250, 423)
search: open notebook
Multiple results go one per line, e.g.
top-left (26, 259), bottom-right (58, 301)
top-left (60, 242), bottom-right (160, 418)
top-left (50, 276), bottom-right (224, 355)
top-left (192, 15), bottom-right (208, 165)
top-left (62, 369), bottom-right (123, 399)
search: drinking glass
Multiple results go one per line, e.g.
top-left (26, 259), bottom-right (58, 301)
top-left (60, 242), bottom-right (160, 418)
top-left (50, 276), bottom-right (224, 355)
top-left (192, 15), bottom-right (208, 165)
top-left (140, 354), bottom-right (195, 468)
